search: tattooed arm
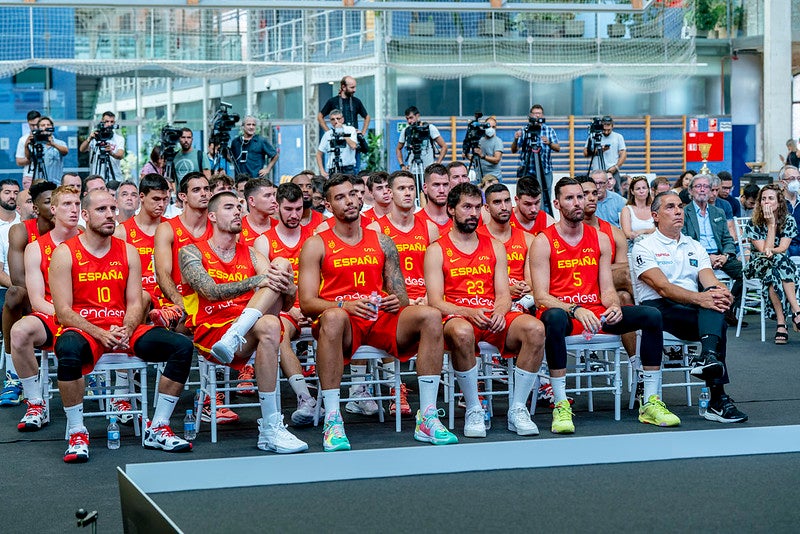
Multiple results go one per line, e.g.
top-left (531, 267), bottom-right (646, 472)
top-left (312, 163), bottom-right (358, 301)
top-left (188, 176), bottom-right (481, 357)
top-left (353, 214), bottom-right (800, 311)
top-left (378, 233), bottom-right (409, 308)
top-left (179, 244), bottom-right (268, 302)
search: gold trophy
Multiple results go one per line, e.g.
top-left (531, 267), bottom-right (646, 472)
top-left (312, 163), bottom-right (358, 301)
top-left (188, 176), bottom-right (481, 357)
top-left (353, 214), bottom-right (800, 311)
top-left (698, 143), bottom-right (712, 175)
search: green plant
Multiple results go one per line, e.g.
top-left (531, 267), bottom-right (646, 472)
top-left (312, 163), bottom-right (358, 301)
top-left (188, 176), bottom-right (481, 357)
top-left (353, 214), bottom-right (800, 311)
top-left (615, 12), bottom-right (632, 24)
top-left (733, 4), bottom-right (744, 28)
top-left (695, 0), bottom-right (725, 31)
top-left (365, 131), bottom-right (384, 172)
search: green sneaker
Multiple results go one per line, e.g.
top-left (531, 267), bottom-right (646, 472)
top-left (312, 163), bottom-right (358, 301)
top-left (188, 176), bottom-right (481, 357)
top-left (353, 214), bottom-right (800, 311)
top-left (639, 395), bottom-right (681, 427)
top-left (551, 399), bottom-right (575, 434)
top-left (414, 406), bottom-right (458, 445)
top-left (322, 412), bottom-right (351, 452)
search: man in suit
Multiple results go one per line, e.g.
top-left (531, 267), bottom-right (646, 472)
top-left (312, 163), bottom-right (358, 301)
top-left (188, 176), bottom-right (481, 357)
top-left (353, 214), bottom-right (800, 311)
top-left (682, 173), bottom-right (743, 326)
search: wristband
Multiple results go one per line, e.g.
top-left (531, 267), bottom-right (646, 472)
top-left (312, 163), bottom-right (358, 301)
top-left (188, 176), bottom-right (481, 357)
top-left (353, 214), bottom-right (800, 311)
top-left (338, 301), bottom-right (344, 308)
top-left (568, 304), bottom-right (581, 318)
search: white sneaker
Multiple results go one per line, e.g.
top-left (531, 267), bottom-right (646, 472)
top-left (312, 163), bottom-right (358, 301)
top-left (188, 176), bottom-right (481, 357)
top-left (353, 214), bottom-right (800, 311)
top-left (291, 395), bottom-right (317, 426)
top-left (345, 385), bottom-right (379, 415)
top-left (463, 406), bottom-right (487, 438)
top-left (211, 330), bottom-right (245, 364)
top-left (507, 405), bottom-right (540, 436)
top-left (18, 400), bottom-right (49, 432)
top-left (257, 415), bottom-right (308, 454)
top-left (110, 398), bottom-right (135, 425)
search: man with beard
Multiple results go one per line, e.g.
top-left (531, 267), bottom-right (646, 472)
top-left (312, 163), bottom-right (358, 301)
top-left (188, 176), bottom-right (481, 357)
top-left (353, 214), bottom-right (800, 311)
top-left (299, 174), bottom-right (456, 451)
top-left (0, 179), bottom-right (20, 307)
top-left (447, 161), bottom-right (470, 187)
top-left (11, 185), bottom-right (80, 431)
top-left (0, 181), bottom-right (56, 407)
top-left (51, 190), bottom-right (195, 462)
top-left (115, 180), bottom-right (140, 223)
top-left (173, 128), bottom-right (211, 183)
top-left (509, 176), bottom-right (553, 235)
top-left (240, 178), bottom-right (277, 247)
top-left (425, 183), bottom-right (545, 438)
top-left (531, 178), bottom-right (675, 434)
top-left (290, 171), bottom-right (326, 228)
top-left (254, 183), bottom-right (319, 425)
top-left (180, 191), bottom-right (307, 452)
top-left (317, 76), bottom-right (371, 173)
top-left (416, 163), bottom-right (452, 234)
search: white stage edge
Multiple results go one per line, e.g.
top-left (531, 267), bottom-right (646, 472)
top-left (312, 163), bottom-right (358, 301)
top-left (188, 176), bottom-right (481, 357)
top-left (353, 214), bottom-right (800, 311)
top-left (127, 425), bottom-right (800, 494)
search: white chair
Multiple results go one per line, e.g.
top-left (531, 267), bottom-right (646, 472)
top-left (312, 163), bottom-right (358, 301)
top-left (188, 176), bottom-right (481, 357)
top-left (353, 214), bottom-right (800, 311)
top-left (313, 345), bottom-right (402, 432)
top-left (195, 356), bottom-right (261, 443)
top-left (733, 216), bottom-right (766, 341)
top-left (564, 334), bottom-right (623, 421)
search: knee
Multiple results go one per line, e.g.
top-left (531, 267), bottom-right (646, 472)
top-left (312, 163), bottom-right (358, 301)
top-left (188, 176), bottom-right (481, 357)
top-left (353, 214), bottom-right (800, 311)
top-left (271, 257), bottom-right (293, 274)
top-left (540, 308), bottom-right (569, 332)
top-left (254, 315), bottom-right (281, 345)
top-left (5, 286), bottom-right (26, 309)
top-left (318, 307), bottom-right (349, 335)
top-left (54, 332), bottom-right (86, 381)
top-left (9, 320), bottom-right (33, 350)
top-left (445, 320), bottom-right (474, 348)
top-left (618, 290), bottom-right (633, 306)
top-left (524, 318), bottom-right (546, 344)
top-left (416, 306), bottom-right (443, 334)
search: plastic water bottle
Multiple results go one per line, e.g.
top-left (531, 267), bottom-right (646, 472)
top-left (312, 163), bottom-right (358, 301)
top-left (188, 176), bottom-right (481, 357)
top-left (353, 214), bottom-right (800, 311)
top-left (107, 416), bottom-right (120, 449)
top-left (698, 387), bottom-right (710, 417)
top-left (183, 409), bottom-right (197, 441)
top-left (368, 291), bottom-right (381, 321)
top-left (481, 398), bottom-right (491, 430)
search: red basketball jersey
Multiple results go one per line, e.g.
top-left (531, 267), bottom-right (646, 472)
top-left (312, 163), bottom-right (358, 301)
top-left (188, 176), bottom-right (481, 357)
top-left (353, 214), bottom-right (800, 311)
top-left (378, 215), bottom-right (430, 300)
top-left (36, 232), bottom-right (58, 304)
top-left (416, 208), bottom-right (452, 236)
top-left (596, 218), bottom-right (616, 264)
top-left (263, 224), bottom-right (314, 306)
top-left (303, 210), bottom-right (324, 229)
top-left (184, 241), bottom-right (256, 329)
top-left (64, 235), bottom-right (129, 329)
top-left (510, 209), bottom-right (547, 236)
top-left (121, 217), bottom-right (162, 297)
top-left (541, 224), bottom-right (604, 314)
top-left (317, 228), bottom-right (385, 304)
top-left (239, 215), bottom-right (271, 247)
top-left (438, 232), bottom-right (496, 309)
top-left (477, 225), bottom-right (528, 287)
top-left (166, 216), bottom-right (213, 293)
top-left (24, 218), bottom-right (42, 244)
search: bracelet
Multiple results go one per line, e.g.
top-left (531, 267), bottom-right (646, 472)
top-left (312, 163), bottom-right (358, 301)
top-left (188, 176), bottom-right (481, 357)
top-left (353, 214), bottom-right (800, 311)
top-left (337, 301), bottom-right (344, 308)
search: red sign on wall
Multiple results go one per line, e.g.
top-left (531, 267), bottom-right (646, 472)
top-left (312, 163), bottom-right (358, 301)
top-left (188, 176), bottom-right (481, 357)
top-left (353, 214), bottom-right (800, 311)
top-left (685, 132), bottom-right (724, 162)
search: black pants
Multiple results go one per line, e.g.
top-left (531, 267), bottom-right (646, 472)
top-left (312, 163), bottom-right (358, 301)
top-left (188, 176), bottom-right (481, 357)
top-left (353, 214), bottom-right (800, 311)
top-left (539, 305), bottom-right (663, 370)
top-left (717, 255), bottom-right (743, 309)
top-left (641, 298), bottom-right (729, 386)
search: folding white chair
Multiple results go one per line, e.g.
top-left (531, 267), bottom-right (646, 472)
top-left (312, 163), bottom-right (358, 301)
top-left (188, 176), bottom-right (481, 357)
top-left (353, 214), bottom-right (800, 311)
top-left (195, 356), bottom-right (261, 443)
top-left (564, 334), bottom-right (623, 420)
top-left (733, 216), bottom-right (766, 341)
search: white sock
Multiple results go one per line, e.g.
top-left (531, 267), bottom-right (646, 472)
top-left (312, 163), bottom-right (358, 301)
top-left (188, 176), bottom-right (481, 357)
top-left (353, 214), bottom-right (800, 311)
top-left (550, 376), bottom-right (567, 404)
top-left (5, 355), bottom-right (17, 377)
top-left (417, 375), bottom-right (440, 412)
top-left (350, 364), bottom-right (367, 386)
top-left (512, 367), bottom-right (536, 409)
top-left (20, 375), bottom-right (42, 404)
top-left (64, 404), bottom-right (85, 433)
top-left (258, 390), bottom-right (278, 422)
top-left (229, 308), bottom-right (263, 337)
top-left (115, 371), bottom-right (129, 396)
top-left (288, 374), bottom-right (311, 398)
top-left (152, 393), bottom-right (179, 427)
top-left (643, 370), bottom-right (662, 401)
top-left (322, 389), bottom-right (340, 419)
top-left (629, 355), bottom-right (643, 372)
top-left (382, 365), bottom-right (395, 382)
top-left (454, 363), bottom-right (480, 411)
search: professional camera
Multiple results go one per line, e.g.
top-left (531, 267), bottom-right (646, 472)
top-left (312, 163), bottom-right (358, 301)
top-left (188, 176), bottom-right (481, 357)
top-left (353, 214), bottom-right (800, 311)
top-left (462, 112), bottom-right (487, 157)
top-left (160, 125), bottom-right (183, 161)
top-left (329, 129), bottom-right (348, 150)
top-left (525, 116), bottom-right (545, 135)
top-left (209, 101), bottom-right (240, 147)
top-left (587, 117), bottom-right (605, 151)
top-left (94, 122), bottom-right (116, 142)
top-left (31, 127), bottom-right (54, 144)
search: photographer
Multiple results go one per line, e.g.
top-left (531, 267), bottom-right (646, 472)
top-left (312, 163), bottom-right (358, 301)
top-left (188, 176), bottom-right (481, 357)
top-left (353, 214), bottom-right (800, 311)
top-left (15, 110), bottom-right (41, 189)
top-left (230, 116), bottom-right (278, 183)
top-left (511, 104), bottom-right (560, 194)
top-left (583, 115), bottom-right (626, 190)
top-left (396, 106), bottom-right (448, 171)
top-left (79, 111), bottom-right (125, 180)
top-left (173, 128), bottom-right (211, 183)
top-left (316, 109), bottom-right (357, 178)
top-left (469, 116), bottom-right (504, 182)
top-left (22, 116), bottom-right (68, 185)
top-left (317, 76), bottom-right (370, 172)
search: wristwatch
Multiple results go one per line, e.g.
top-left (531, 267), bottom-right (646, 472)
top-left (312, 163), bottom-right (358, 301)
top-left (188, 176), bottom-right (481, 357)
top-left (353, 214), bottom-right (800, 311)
top-left (568, 304), bottom-right (582, 318)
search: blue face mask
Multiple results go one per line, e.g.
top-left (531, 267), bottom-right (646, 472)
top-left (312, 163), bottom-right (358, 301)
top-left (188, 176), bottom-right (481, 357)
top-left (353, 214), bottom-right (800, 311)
top-left (485, 127), bottom-right (495, 138)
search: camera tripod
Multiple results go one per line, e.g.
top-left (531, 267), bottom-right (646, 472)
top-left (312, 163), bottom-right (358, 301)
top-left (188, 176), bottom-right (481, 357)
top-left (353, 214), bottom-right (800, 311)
top-left (407, 147), bottom-right (426, 208)
top-left (466, 147), bottom-right (484, 185)
top-left (586, 136), bottom-right (607, 177)
top-left (29, 142), bottom-right (49, 184)
top-left (518, 132), bottom-right (552, 215)
top-left (91, 142), bottom-right (116, 184)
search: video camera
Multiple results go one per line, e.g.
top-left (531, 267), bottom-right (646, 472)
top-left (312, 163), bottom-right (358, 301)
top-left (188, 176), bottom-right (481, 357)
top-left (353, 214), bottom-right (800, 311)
top-left (404, 122), bottom-right (431, 157)
top-left (160, 125), bottom-right (183, 161)
top-left (525, 116), bottom-right (545, 135)
top-left (329, 128), bottom-right (349, 150)
top-left (587, 117), bottom-right (605, 152)
top-left (31, 127), bottom-right (54, 144)
top-left (462, 112), bottom-right (487, 157)
top-left (209, 101), bottom-right (240, 147)
top-left (94, 122), bottom-right (117, 143)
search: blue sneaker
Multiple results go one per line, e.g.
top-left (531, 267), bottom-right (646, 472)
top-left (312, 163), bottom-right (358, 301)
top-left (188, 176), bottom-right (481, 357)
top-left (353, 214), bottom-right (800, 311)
top-left (0, 372), bottom-right (23, 407)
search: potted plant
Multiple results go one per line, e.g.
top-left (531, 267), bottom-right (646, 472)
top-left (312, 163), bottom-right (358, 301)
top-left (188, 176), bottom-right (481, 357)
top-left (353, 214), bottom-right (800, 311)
top-left (731, 4), bottom-right (744, 38)
top-left (607, 12), bottom-right (630, 38)
top-left (524, 13), bottom-right (561, 37)
top-left (695, 0), bottom-right (724, 38)
top-left (563, 13), bottom-right (585, 37)
top-left (410, 13), bottom-right (435, 36)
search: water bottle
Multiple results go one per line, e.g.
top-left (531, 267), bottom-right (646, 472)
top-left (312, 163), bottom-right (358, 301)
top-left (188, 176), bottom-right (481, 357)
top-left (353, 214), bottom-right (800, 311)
top-left (582, 328), bottom-right (595, 341)
top-left (368, 291), bottom-right (381, 321)
top-left (183, 409), bottom-right (197, 441)
top-left (698, 387), bottom-right (710, 417)
top-left (481, 397), bottom-right (492, 430)
top-left (107, 416), bottom-right (120, 449)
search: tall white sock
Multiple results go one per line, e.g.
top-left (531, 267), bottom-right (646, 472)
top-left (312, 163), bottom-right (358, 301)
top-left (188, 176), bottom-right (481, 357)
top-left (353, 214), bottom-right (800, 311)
top-left (20, 375), bottom-right (42, 404)
top-left (417, 375), bottom-right (440, 412)
top-left (454, 363), bottom-right (480, 411)
top-left (152, 393), bottom-right (179, 427)
top-left (115, 371), bottom-right (129, 396)
top-left (322, 389), bottom-right (340, 419)
top-left (258, 390), bottom-right (278, 422)
top-left (512, 367), bottom-right (536, 408)
top-left (550, 376), bottom-right (567, 404)
top-left (5, 355), bottom-right (17, 376)
top-left (288, 374), bottom-right (311, 398)
top-left (64, 404), bottom-right (85, 433)
top-left (643, 370), bottom-right (662, 401)
top-left (229, 308), bottom-right (263, 337)
top-left (350, 364), bottom-right (367, 385)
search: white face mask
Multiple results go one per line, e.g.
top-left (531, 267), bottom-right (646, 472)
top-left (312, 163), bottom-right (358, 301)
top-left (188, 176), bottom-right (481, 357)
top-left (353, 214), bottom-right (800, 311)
top-left (787, 180), bottom-right (800, 194)
top-left (485, 127), bottom-right (495, 138)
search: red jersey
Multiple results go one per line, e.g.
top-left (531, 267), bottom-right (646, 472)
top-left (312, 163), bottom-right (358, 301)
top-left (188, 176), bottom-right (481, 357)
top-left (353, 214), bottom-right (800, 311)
top-left (416, 208), bottom-right (452, 236)
top-left (166, 216), bottom-right (213, 293)
top-left (378, 215), bottom-right (430, 300)
top-left (63, 235), bottom-right (130, 329)
top-left (239, 215), bottom-right (272, 247)
top-left (510, 209), bottom-right (548, 235)
top-left (317, 228), bottom-right (385, 305)
top-left (438, 232), bottom-right (497, 309)
top-left (183, 241), bottom-right (256, 330)
top-left (24, 218), bottom-right (42, 244)
top-left (263, 224), bottom-right (314, 306)
top-left (121, 217), bottom-right (162, 297)
top-left (541, 224), bottom-right (604, 315)
top-left (302, 210), bottom-right (325, 229)
top-left (36, 232), bottom-right (58, 304)
top-left (595, 218), bottom-right (616, 264)
top-left (477, 225), bottom-right (528, 287)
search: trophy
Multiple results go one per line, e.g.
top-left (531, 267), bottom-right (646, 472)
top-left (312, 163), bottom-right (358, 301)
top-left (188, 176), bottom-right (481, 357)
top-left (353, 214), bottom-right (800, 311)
top-left (698, 143), bottom-right (712, 175)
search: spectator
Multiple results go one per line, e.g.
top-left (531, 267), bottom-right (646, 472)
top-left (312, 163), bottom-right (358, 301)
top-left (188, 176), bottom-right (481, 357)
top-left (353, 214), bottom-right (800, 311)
top-left (15, 110), bottom-right (41, 189)
top-left (583, 115), bottom-right (626, 191)
top-left (79, 111), bottom-right (125, 183)
top-left (779, 165), bottom-right (800, 257)
top-left (140, 145), bottom-right (164, 180)
top-left (650, 177), bottom-right (672, 197)
top-left (620, 175), bottom-right (655, 247)
top-left (779, 138), bottom-right (800, 168)
top-left (673, 169), bottom-right (696, 205)
top-left (469, 116), bottom-right (504, 182)
top-left (741, 183), bottom-right (759, 219)
top-left (717, 171), bottom-right (741, 217)
top-left (21, 116), bottom-right (68, 185)
top-left (173, 128), bottom-right (210, 183)
top-left (230, 116), bottom-right (279, 183)
top-left (592, 169), bottom-right (626, 227)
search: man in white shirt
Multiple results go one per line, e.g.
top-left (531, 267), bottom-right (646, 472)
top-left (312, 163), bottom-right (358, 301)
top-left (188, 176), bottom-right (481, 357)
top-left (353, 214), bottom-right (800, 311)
top-left (316, 109), bottom-right (357, 178)
top-left (79, 111), bottom-right (126, 182)
top-left (583, 115), bottom-right (626, 191)
top-left (396, 106), bottom-right (448, 172)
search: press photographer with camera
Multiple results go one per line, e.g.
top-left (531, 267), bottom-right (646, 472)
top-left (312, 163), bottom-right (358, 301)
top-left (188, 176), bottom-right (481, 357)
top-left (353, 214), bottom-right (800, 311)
top-left (396, 106), bottom-right (448, 173)
top-left (15, 110), bottom-right (41, 189)
top-left (583, 115), bottom-right (626, 191)
top-left (511, 104), bottom-right (560, 198)
top-left (21, 116), bottom-right (68, 185)
top-left (317, 76), bottom-right (370, 172)
top-left (316, 109), bottom-right (358, 178)
top-left (230, 115), bottom-right (278, 183)
top-left (173, 128), bottom-right (211, 183)
top-left (465, 115), bottom-right (504, 182)
top-left (79, 111), bottom-right (125, 182)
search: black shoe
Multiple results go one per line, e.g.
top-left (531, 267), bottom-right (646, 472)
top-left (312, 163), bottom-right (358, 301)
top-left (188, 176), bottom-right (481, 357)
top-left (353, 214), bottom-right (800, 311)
top-left (704, 394), bottom-right (748, 423)
top-left (689, 350), bottom-right (724, 379)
